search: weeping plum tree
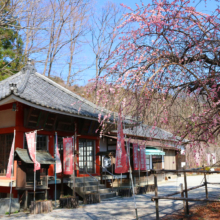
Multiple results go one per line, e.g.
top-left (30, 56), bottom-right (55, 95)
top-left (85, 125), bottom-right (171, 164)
top-left (90, 0), bottom-right (220, 149)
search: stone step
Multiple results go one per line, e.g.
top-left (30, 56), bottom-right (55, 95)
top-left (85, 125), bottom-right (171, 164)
top-left (69, 182), bottom-right (105, 187)
top-left (76, 185), bottom-right (106, 192)
top-left (84, 188), bottom-right (117, 194)
top-left (100, 192), bottom-right (117, 200)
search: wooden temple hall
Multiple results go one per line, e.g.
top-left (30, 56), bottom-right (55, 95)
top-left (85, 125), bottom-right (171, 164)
top-left (0, 61), bottom-right (186, 207)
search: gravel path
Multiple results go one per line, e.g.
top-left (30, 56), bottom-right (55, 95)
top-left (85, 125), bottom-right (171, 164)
top-left (1, 174), bottom-right (220, 220)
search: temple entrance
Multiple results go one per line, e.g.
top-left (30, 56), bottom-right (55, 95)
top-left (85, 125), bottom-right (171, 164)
top-left (79, 139), bottom-right (95, 174)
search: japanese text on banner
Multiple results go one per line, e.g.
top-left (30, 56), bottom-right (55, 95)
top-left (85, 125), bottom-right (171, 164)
top-left (26, 132), bottom-right (40, 171)
top-left (63, 137), bottom-right (73, 175)
top-left (140, 145), bottom-right (146, 170)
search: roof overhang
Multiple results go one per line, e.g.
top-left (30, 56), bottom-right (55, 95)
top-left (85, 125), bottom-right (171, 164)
top-left (145, 147), bottom-right (165, 155)
top-left (15, 148), bottom-right (55, 164)
top-left (0, 94), bottom-right (100, 122)
top-left (104, 135), bottom-right (180, 151)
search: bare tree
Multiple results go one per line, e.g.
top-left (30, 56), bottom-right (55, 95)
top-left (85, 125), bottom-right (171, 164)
top-left (42, 0), bottom-right (91, 77)
top-left (89, 2), bottom-right (124, 78)
top-left (66, 0), bottom-right (91, 85)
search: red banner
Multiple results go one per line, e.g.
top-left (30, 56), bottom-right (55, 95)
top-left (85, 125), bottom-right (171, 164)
top-left (133, 143), bottom-right (139, 170)
top-left (26, 132), bottom-right (40, 171)
top-left (63, 137), bottom-right (73, 175)
top-left (55, 134), bottom-right (62, 173)
top-left (140, 145), bottom-right (146, 170)
top-left (6, 132), bottom-right (15, 178)
top-left (115, 106), bottom-right (129, 173)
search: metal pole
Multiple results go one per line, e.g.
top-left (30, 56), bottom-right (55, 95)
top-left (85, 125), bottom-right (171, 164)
top-left (34, 131), bottom-right (37, 214)
top-left (184, 171), bottom-right (189, 215)
top-left (154, 175), bottom-right (159, 220)
top-left (112, 165), bottom-right (113, 192)
top-left (126, 137), bottom-right (138, 219)
top-left (72, 135), bottom-right (75, 197)
top-left (9, 130), bottom-right (15, 216)
top-left (138, 145), bottom-right (140, 186)
top-left (121, 173), bottom-right (122, 189)
top-left (74, 123), bottom-right (77, 197)
top-left (123, 121), bottom-right (138, 219)
top-left (204, 172), bottom-right (208, 199)
top-left (54, 132), bottom-right (57, 207)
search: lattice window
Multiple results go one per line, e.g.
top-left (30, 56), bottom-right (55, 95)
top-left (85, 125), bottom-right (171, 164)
top-left (79, 139), bottom-right (95, 174)
top-left (0, 134), bottom-right (14, 175)
top-left (24, 134), bottom-right (48, 151)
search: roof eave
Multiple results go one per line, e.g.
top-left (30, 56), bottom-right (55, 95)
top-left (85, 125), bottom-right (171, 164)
top-left (0, 94), bottom-right (100, 122)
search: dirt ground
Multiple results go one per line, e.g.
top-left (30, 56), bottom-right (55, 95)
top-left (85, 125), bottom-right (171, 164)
top-left (162, 202), bottom-right (220, 220)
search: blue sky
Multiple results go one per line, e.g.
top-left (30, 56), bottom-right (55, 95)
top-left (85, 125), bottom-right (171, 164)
top-left (41, 0), bottom-right (219, 86)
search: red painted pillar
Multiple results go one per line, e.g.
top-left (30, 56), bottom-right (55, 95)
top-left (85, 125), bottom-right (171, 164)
top-left (96, 138), bottom-right (100, 175)
top-left (15, 102), bottom-right (24, 149)
top-left (48, 134), bottom-right (54, 176)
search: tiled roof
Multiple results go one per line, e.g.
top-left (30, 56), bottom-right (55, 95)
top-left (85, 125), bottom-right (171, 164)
top-left (0, 63), bottom-right (114, 120)
top-left (15, 148), bottom-right (55, 164)
top-left (112, 125), bottom-right (187, 143)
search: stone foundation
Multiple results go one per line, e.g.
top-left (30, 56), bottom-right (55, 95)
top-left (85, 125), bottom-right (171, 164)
top-left (0, 198), bottom-right (20, 215)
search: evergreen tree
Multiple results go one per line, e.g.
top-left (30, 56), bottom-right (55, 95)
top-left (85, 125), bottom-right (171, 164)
top-left (0, 0), bottom-right (24, 81)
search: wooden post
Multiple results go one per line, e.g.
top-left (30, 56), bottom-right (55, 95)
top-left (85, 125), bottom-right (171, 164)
top-left (25, 190), bottom-right (28, 210)
top-left (180, 183), bottom-right (186, 214)
top-left (204, 172), bottom-right (208, 199)
top-left (184, 171), bottom-right (189, 215)
top-left (154, 175), bottom-right (159, 220)
top-left (45, 189), bottom-right (48, 200)
top-left (112, 165), bottom-right (113, 192)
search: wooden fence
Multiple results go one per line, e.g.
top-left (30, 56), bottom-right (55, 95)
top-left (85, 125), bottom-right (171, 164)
top-left (151, 169), bottom-right (220, 220)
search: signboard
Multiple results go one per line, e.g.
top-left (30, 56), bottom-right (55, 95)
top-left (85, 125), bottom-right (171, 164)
top-left (55, 135), bottom-right (62, 173)
top-left (63, 137), bottom-right (73, 175)
top-left (133, 143), bottom-right (139, 170)
top-left (140, 145), bottom-right (146, 170)
top-left (26, 132), bottom-right (40, 171)
top-left (6, 133), bottom-right (15, 178)
top-left (207, 153), bottom-right (210, 165)
top-left (115, 107), bottom-right (129, 173)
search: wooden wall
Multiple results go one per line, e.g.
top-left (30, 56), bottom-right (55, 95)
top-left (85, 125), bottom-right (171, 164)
top-left (164, 150), bottom-right (176, 170)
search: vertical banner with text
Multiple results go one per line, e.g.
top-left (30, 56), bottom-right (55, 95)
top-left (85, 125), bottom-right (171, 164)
top-left (6, 132), bottom-right (15, 178)
top-left (133, 143), bottom-right (139, 170)
top-left (115, 106), bottom-right (129, 173)
top-left (55, 134), bottom-right (62, 173)
top-left (140, 145), bottom-right (146, 170)
top-left (63, 137), bottom-right (73, 175)
top-left (26, 132), bottom-right (40, 171)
